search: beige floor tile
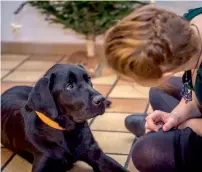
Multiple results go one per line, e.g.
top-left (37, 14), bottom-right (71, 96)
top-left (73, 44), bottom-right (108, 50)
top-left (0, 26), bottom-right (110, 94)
top-left (107, 99), bottom-right (148, 113)
top-left (3, 155), bottom-right (32, 172)
top-left (1, 82), bottom-right (33, 93)
top-left (17, 61), bottom-right (55, 71)
top-left (93, 85), bottom-right (112, 96)
top-left (147, 104), bottom-right (153, 113)
top-left (1, 54), bottom-right (28, 61)
top-left (117, 78), bottom-right (136, 85)
top-left (109, 84), bottom-right (150, 99)
top-left (92, 75), bottom-right (117, 85)
top-left (101, 66), bottom-right (115, 76)
top-left (1, 148), bottom-right (13, 167)
top-left (70, 161), bottom-right (93, 172)
top-left (91, 113), bottom-right (130, 132)
top-left (29, 55), bottom-right (62, 61)
top-left (107, 154), bottom-right (128, 166)
top-left (60, 55), bottom-right (69, 61)
top-left (128, 157), bottom-right (139, 172)
top-left (92, 131), bottom-right (134, 154)
top-left (1, 61), bottom-right (23, 70)
top-left (1, 70), bottom-right (10, 79)
top-left (3, 71), bottom-right (44, 82)
top-left (69, 155), bottom-right (127, 172)
top-left (88, 118), bottom-right (93, 124)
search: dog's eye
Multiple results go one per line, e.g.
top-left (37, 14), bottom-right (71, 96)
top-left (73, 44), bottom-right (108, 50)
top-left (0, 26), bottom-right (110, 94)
top-left (66, 83), bottom-right (74, 90)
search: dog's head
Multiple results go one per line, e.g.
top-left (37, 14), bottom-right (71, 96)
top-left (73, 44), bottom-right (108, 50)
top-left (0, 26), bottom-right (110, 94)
top-left (26, 64), bottom-right (109, 125)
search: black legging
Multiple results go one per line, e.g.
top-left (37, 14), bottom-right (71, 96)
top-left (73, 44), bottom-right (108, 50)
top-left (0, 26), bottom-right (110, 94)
top-left (131, 77), bottom-right (202, 172)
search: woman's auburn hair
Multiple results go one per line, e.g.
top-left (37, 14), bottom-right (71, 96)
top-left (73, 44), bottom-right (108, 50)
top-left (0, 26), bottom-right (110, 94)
top-left (104, 5), bottom-right (199, 80)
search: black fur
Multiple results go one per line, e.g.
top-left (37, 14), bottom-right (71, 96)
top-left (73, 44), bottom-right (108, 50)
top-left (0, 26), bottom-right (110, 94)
top-left (1, 64), bottom-right (127, 172)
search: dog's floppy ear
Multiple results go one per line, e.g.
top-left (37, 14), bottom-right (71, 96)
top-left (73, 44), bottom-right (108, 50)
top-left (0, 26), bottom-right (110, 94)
top-left (27, 73), bottom-right (58, 119)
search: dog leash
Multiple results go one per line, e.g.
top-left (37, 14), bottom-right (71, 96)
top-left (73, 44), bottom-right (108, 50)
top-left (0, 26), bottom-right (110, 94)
top-left (35, 111), bottom-right (65, 131)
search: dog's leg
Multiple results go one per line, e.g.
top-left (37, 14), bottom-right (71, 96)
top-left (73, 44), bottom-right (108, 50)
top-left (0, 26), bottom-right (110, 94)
top-left (32, 155), bottom-right (72, 172)
top-left (80, 145), bottom-right (128, 172)
top-left (74, 126), bottom-right (128, 172)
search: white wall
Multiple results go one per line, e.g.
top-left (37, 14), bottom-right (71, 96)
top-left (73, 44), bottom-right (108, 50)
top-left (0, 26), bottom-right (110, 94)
top-left (1, 1), bottom-right (202, 44)
top-left (1, 1), bottom-right (103, 44)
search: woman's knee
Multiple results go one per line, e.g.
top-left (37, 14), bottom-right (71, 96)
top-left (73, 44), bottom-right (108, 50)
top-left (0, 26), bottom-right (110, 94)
top-left (131, 131), bottom-right (175, 172)
top-left (149, 87), bottom-right (161, 107)
top-left (149, 77), bottom-right (182, 105)
top-left (131, 134), bottom-right (155, 172)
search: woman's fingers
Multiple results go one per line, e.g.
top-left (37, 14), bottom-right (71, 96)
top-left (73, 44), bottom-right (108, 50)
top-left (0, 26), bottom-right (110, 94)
top-left (145, 110), bottom-right (178, 132)
top-left (146, 117), bottom-right (158, 132)
top-left (145, 128), bottom-right (151, 134)
top-left (162, 116), bottom-right (176, 131)
top-left (145, 121), bottom-right (164, 133)
top-left (156, 121), bottom-right (164, 129)
top-left (145, 110), bottom-right (165, 132)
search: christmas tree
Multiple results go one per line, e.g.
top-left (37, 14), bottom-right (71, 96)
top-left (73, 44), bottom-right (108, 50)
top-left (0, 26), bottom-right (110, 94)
top-left (29, 1), bottom-right (147, 57)
top-left (28, 1), bottom-right (147, 57)
top-left (15, 1), bottom-right (148, 76)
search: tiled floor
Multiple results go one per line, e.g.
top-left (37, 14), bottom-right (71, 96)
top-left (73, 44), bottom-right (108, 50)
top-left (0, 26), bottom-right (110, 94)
top-left (1, 54), bottom-right (150, 172)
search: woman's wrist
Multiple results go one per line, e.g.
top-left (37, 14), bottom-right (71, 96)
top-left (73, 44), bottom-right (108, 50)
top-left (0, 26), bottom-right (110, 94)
top-left (171, 99), bottom-right (196, 124)
top-left (170, 111), bottom-right (182, 126)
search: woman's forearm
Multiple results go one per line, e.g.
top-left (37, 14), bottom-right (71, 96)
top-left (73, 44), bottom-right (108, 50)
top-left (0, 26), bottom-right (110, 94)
top-left (171, 97), bottom-right (201, 125)
top-left (190, 119), bottom-right (202, 136)
top-left (178, 118), bottom-right (202, 136)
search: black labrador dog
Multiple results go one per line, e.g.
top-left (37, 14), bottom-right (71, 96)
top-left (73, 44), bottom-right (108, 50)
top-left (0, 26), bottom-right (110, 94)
top-left (1, 64), bottom-right (128, 172)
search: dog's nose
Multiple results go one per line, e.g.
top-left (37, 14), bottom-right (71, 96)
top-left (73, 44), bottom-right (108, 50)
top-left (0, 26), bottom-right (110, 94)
top-left (92, 95), bottom-right (105, 106)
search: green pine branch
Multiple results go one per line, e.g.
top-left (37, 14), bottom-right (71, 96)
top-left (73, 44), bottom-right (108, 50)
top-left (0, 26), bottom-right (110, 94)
top-left (28, 1), bottom-right (149, 37)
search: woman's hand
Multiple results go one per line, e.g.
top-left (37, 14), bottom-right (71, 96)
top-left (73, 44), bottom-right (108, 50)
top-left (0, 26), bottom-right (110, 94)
top-left (145, 110), bottom-right (180, 133)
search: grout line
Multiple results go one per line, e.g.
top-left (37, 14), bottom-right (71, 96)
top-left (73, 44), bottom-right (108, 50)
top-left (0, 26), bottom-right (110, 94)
top-left (1, 81), bottom-right (35, 84)
top-left (108, 97), bottom-right (149, 100)
top-left (1, 55), bottom-right (31, 81)
top-left (108, 97), bottom-right (148, 100)
top-left (89, 76), bottom-right (120, 127)
top-left (124, 137), bottom-right (138, 169)
top-left (105, 111), bottom-right (131, 114)
top-left (1, 54), bottom-right (65, 83)
top-left (105, 152), bottom-right (128, 156)
top-left (144, 101), bottom-right (150, 114)
top-left (106, 76), bottom-right (120, 98)
top-left (123, 96), bottom-right (149, 168)
top-left (56, 54), bottom-right (66, 63)
top-left (106, 111), bottom-right (146, 114)
top-left (91, 129), bottom-right (130, 133)
top-left (28, 54), bottom-right (66, 63)
top-left (1, 153), bottom-right (16, 171)
top-left (2, 80), bottom-right (38, 84)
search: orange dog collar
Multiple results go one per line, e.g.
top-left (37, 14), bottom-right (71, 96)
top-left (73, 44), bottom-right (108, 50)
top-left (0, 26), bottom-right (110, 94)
top-left (35, 111), bottom-right (65, 131)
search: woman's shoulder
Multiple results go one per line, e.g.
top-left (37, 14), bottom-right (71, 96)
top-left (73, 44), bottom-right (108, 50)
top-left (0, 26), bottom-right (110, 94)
top-left (183, 7), bottom-right (202, 21)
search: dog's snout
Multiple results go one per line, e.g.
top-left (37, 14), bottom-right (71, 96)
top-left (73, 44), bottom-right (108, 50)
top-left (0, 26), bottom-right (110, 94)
top-left (92, 95), bottom-right (105, 106)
